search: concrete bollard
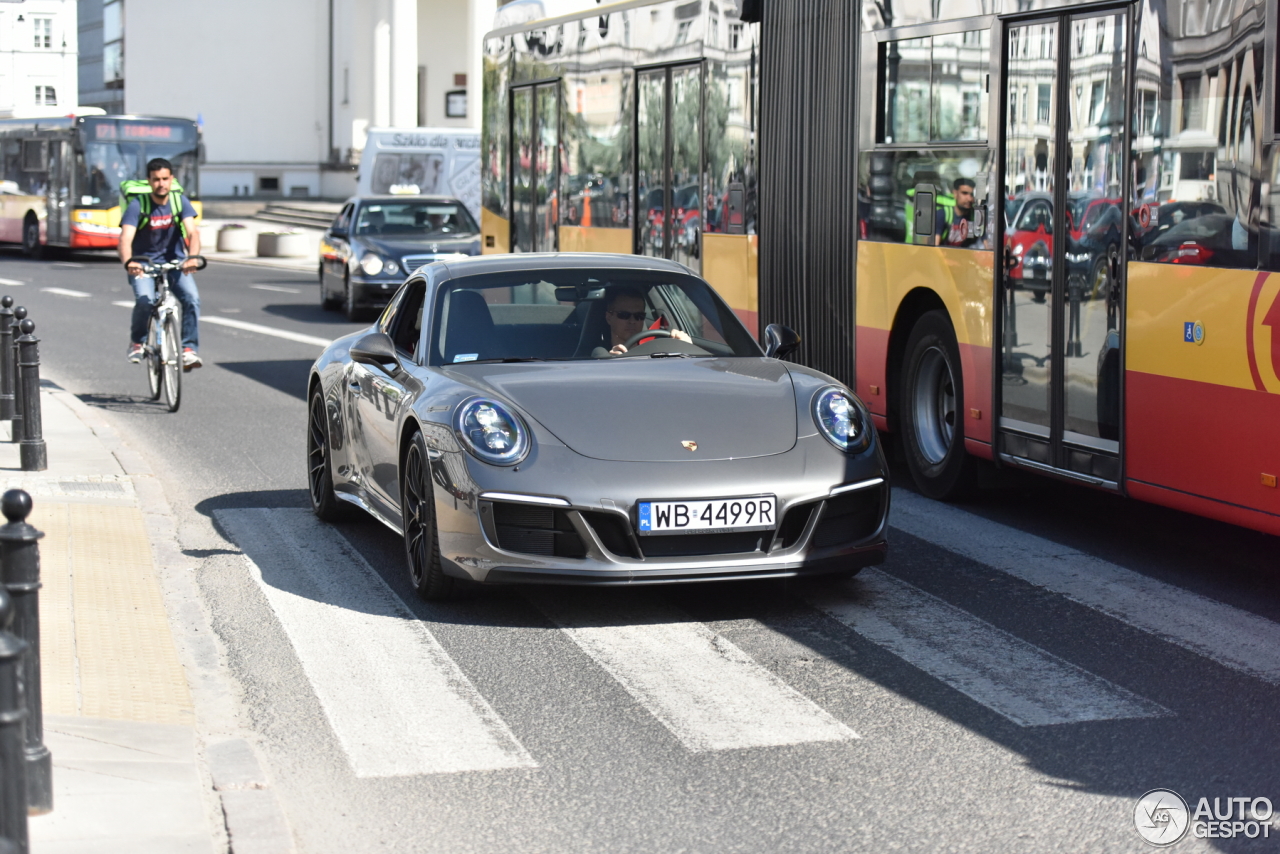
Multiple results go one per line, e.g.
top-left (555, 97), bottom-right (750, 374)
top-left (0, 299), bottom-right (12, 422)
top-left (0, 582), bottom-right (28, 853)
top-left (0, 491), bottom-right (48, 815)
top-left (7, 309), bottom-right (23, 447)
top-left (14, 324), bottom-right (44, 473)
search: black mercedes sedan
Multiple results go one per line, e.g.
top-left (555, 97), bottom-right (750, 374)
top-left (307, 253), bottom-right (890, 600)
top-left (318, 195), bottom-right (481, 320)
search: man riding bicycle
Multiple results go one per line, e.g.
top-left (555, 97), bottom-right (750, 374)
top-left (119, 158), bottom-right (203, 368)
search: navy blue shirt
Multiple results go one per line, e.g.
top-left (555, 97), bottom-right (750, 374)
top-left (120, 194), bottom-right (197, 262)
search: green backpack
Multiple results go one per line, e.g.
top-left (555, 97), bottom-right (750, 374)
top-left (118, 179), bottom-right (189, 241)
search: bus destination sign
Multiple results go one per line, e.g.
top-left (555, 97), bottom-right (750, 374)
top-left (91, 122), bottom-right (193, 142)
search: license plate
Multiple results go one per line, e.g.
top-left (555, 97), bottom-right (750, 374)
top-left (637, 496), bottom-right (776, 535)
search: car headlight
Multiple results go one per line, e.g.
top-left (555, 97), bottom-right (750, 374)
top-left (384, 259), bottom-right (400, 275)
top-left (812, 387), bottom-right (870, 452)
top-left (455, 398), bottom-right (530, 466)
top-left (360, 254), bottom-right (384, 276)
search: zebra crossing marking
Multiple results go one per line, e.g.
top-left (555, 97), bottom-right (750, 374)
top-left (892, 489), bottom-right (1280, 685)
top-left (215, 508), bottom-right (536, 777)
top-left (808, 569), bottom-right (1169, 726)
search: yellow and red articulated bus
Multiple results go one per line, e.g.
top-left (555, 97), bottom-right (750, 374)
top-left (0, 112), bottom-right (202, 254)
top-left (855, 0), bottom-right (1280, 537)
top-left (482, 0), bottom-right (1280, 538)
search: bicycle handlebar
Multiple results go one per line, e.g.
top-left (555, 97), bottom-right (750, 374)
top-left (127, 255), bottom-right (208, 275)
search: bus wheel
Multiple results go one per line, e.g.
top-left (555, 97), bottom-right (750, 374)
top-left (21, 216), bottom-right (42, 259)
top-left (900, 310), bottom-right (976, 500)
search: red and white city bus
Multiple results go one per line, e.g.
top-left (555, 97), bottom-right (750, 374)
top-left (0, 111), bottom-right (201, 254)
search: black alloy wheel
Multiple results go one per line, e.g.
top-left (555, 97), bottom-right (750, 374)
top-left (900, 310), bottom-right (977, 500)
top-left (401, 431), bottom-right (453, 600)
top-left (308, 390), bottom-right (347, 521)
top-left (21, 217), bottom-right (42, 258)
top-left (343, 273), bottom-right (360, 322)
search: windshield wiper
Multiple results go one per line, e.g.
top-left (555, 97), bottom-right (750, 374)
top-left (466, 357), bottom-right (568, 364)
top-left (647, 352), bottom-right (693, 358)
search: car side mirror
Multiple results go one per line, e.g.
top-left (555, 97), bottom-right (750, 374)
top-left (330, 227), bottom-right (348, 239)
top-left (764, 323), bottom-right (801, 359)
top-left (350, 330), bottom-right (402, 374)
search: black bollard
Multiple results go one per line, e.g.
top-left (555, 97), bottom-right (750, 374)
top-left (14, 325), bottom-right (43, 474)
top-left (0, 491), bottom-right (47, 816)
top-left (0, 299), bottom-right (12, 422)
top-left (7, 309), bottom-right (23, 447)
top-left (0, 583), bottom-right (28, 853)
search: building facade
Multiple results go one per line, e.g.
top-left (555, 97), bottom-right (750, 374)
top-left (0, 0), bottom-right (79, 116)
top-left (77, 0), bottom-right (496, 199)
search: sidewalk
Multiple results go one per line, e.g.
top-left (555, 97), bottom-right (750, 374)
top-left (1, 383), bottom-right (292, 853)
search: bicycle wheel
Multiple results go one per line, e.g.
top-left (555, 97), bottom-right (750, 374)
top-left (162, 310), bottom-right (182, 412)
top-left (145, 314), bottom-right (162, 400)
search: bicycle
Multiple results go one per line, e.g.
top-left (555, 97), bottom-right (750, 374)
top-left (128, 255), bottom-right (206, 412)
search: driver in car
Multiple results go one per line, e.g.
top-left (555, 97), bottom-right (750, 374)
top-left (601, 288), bottom-right (691, 355)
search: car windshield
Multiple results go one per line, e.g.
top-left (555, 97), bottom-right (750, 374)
top-left (354, 202), bottom-right (477, 237)
top-left (428, 270), bottom-right (762, 366)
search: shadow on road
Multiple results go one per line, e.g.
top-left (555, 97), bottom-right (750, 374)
top-left (76, 391), bottom-right (174, 414)
top-left (217, 359), bottom-right (312, 401)
top-left (261, 303), bottom-right (348, 325)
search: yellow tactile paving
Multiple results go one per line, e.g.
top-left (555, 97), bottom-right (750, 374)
top-left (32, 501), bottom-right (193, 725)
top-left (33, 503), bottom-right (78, 717)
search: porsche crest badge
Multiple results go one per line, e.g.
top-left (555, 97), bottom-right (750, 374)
top-left (681, 440), bottom-right (698, 452)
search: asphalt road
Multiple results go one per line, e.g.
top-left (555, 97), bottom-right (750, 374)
top-left (4, 248), bottom-right (1279, 854)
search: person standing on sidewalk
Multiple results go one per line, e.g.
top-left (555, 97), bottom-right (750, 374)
top-left (118, 158), bottom-right (204, 368)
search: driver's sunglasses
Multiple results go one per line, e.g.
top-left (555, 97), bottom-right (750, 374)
top-left (608, 310), bottom-right (647, 321)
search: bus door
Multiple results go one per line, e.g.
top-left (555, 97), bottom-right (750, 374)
top-left (635, 63), bottom-right (702, 271)
top-left (509, 81), bottom-right (559, 252)
top-left (45, 140), bottom-right (71, 246)
top-left (997, 10), bottom-right (1130, 485)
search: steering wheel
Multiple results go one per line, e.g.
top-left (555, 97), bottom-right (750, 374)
top-left (623, 328), bottom-right (673, 348)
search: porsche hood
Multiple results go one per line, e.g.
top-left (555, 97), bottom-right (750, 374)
top-left (451, 359), bottom-right (798, 462)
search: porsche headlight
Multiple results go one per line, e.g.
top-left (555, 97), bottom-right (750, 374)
top-left (812, 387), bottom-right (869, 452)
top-left (360, 253), bottom-right (384, 276)
top-left (455, 398), bottom-right (529, 465)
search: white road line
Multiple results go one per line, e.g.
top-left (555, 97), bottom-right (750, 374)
top-left (41, 287), bottom-right (91, 298)
top-left (250, 284), bottom-right (301, 294)
top-left (202, 316), bottom-right (332, 347)
top-left (215, 508), bottom-right (536, 777)
top-left (0, 278), bottom-right (25, 286)
top-left (808, 569), bottom-right (1167, 727)
top-left (110, 300), bottom-right (333, 347)
top-left (892, 488), bottom-right (1280, 685)
top-left (536, 596), bottom-right (858, 752)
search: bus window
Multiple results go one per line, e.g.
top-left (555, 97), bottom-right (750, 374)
top-left (881, 31), bottom-right (990, 145)
top-left (1130, 2), bottom-right (1266, 269)
top-left (859, 149), bottom-right (994, 249)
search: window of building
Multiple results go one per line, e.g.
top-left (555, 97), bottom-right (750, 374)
top-left (1095, 20), bottom-right (1106, 54)
top-left (729, 22), bottom-right (743, 50)
top-left (1089, 81), bottom-right (1106, 124)
top-left (103, 0), bottom-right (125, 88)
top-left (33, 87), bottom-right (56, 107)
top-left (1180, 75), bottom-right (1202, 130)
top-left (676, 20), bottom-right (691, 44)
top-left (1037, 83), bottom-right (1052, 123)
top-left (33, 18), bottom-right (52, 49)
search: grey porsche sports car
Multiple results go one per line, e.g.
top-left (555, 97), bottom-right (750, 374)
top-left (306, 253), bottom-right (889, 599)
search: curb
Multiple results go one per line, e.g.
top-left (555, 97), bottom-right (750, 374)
top-left (41, 378), bottom-right (297, 854)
